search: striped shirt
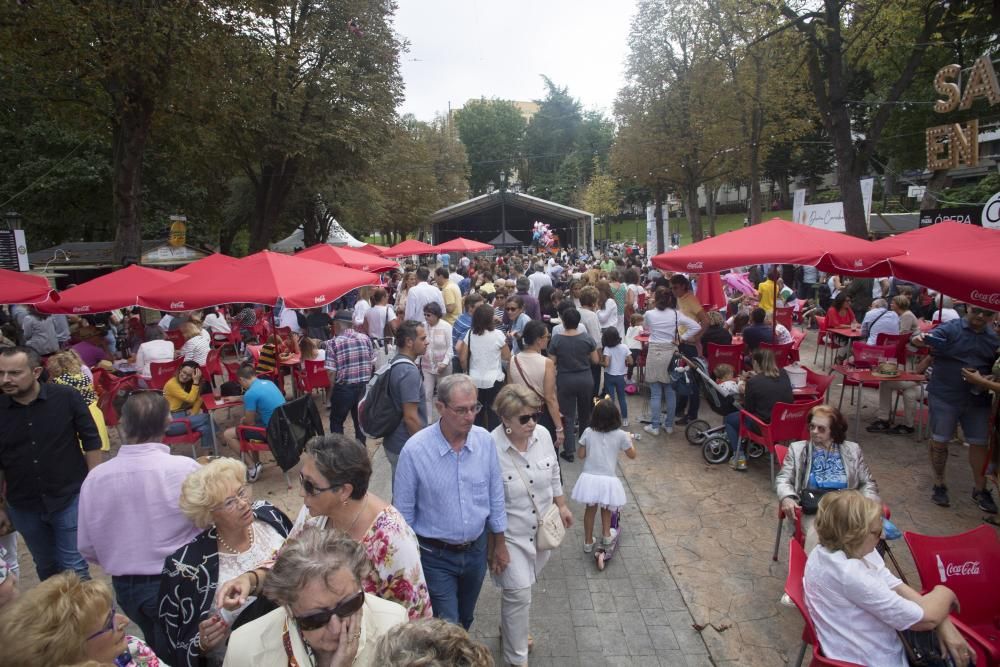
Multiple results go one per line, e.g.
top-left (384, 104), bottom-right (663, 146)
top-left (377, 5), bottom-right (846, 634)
top-left (180, 332), bottom-right (211, 366)
top-left (394, 421), bottom-right (507, 544)
top-left (323, 329), bottom-right (374, 385)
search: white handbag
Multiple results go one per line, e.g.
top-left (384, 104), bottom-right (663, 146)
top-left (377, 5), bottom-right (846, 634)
top-left (508, 450), bottom-right (566, 550)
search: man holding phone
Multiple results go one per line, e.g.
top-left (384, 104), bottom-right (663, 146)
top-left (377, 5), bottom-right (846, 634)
top-left (912, 304), bottom-right (999, 512)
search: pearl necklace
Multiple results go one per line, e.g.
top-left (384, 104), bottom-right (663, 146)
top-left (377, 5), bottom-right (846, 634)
top-left (217, 524), bottom-right (254, 554)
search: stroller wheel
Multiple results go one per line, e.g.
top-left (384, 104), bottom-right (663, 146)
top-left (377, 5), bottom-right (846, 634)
top-left (747, 442), bottom-right (766, 459)
top-left (702, 436), bottom-right (731, 464)
top-left (685, 420), bottom-right (712, 445)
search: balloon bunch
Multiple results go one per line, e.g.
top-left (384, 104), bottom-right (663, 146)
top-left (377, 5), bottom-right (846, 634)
top-left (531, 221), bottom-right (555, 248)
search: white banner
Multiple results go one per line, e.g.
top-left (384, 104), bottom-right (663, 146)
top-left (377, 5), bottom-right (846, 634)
top-left (792, 189), bottom-right (806, 225)
top-left (795, 178), bottom-right (874, 232)
top-left (645, 204), bottom-right (661, 256)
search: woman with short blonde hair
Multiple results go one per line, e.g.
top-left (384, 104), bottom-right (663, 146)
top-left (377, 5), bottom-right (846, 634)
top-left (804, 490), bottom-right (972, 667)
top-left (372, 617), bottom-right (494, 666)
top-left (0, 571), bottom-right (161, 666)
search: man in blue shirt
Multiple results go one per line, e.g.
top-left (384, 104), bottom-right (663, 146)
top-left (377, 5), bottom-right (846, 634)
top-left (222, 364), bottom-right (286, 482)
top-left (394, 373), bottom-right (509, 630)
top-left (913, 306), bottom-right (999, 512)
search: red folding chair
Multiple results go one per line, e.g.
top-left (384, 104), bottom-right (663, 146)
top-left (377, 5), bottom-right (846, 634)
top-left (706, 342), bottom-right (744, 376)
top-left (236, 426), bottom-right (292, 488)
top-left (148, 358), bottom-right (182, 391)
top-left (294, 359), bottom-right (331, 397)
top-left (163, 417), bottom-right (202, 458)
top-left (760, 341), bottom-right (795, 368)
top-left (785, 539), bottom-right (866, 667)
top-left (812, 316), bottom-right (841, 369)
top-left (904, 526), bottom-right (1000, 666)
top-left (739, 398), bottom-right (822, 486)
top-left (875, 332), bottom-right (909, 366)
top-left (772, 445), bottom-right (805, 561)
top-left (774, 306), bottom-right (794, 331)
top-left (803, 366), bottom-right (835, 403)
top-left (203, 348), bottom-right (239, 384)
top-left (837, 342), bottom-right (897, 410)
top-left (165, 329), bottom-right (186, 351)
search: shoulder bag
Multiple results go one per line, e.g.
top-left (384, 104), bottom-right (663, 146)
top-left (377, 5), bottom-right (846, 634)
top-left (667, 311), bottom-right (694, 396)
top-left (507, 449), bottom-right (565, 550)
top-left (514, 355), bottom-right (546, 402)
top-left (897, 629), bottom-right (953, 667)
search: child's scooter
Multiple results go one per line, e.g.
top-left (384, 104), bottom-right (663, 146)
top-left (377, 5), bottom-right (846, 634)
top-left (594, 509), bottom-right (621, 571)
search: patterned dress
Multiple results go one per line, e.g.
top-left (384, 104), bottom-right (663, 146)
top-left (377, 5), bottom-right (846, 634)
top-left (289, 504), bottom-right (432, 620)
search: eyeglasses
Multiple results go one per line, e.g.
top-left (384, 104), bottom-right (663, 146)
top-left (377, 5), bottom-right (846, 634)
top-left (808, 424), bottom-right (829, 432)
top-left (86, 606), bottom-right (117, 641)
top-left (516, 412), bottom-right (542, 425)
top-left (299, 473), bottom-right (336, 497)
top-left (213, 486), bottom-right (251, 513)
top-left (446, 402), bottom-right (483, 416)
top-left (505, 306), bottom-right (520, 312)
top-left (294, 591), bottom-right (365, 631)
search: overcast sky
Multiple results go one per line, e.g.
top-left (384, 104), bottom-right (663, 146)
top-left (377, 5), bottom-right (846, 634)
top-left (394, 0), bottom-right (637, 121)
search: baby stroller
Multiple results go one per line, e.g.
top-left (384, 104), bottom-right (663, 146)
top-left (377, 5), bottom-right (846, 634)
top-left (679, 354), bottom-right (766, 464)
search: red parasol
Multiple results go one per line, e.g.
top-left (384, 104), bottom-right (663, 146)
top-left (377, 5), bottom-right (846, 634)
top-left (0, 269), bottom-right (57, 305)
top-left (353, 243), bottom-right (389, 257)
top-left (651, 218), bottom-right (902, 275)
top-left (295, 244), bottom-right (398, 273)
top-left (382, 239), bottom-right (437, 258)
top-left (37, 265), bottom-right (187, 314)
top-left (174, 253), bottom-right (240, 278)
top-left (873, 222), bottom-right (1000, 310)
top-left (695, 272), bottom-right (727, 311)
top-left (433, 237), bottom-right (495, 253)
top-left (139, 250), bottom-right (379, 311)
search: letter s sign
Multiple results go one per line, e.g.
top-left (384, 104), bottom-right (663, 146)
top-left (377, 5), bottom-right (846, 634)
top-left (983, 191), bottom-right (1000, 231)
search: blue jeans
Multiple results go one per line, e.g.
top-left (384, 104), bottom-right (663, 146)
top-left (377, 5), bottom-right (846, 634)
top-left (418, 530), bottom-right (488, 630)
top-left (649, 382), bottom-right (676, 430)
top-left (725, 412), bottom-right (761, 458)
top-left (166, 410), bottom-right (213, 448)
top-left (604, 374), bottom-right (627, 419)
top-left (329, 382), bottom-right (366, 444)
top-left (7, 494), bottom-right (89, 581)
top-left (113, 574), bottom-right (166, 655)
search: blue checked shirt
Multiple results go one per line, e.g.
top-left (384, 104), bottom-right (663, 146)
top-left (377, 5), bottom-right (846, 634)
top-left (323, 329), bottom-right (374, 385)
top-left (394, 421), bottom-right (507, 543)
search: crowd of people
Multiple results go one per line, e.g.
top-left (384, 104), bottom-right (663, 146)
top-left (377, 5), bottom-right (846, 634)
top-left (0, 242), bottom-right (997, 666)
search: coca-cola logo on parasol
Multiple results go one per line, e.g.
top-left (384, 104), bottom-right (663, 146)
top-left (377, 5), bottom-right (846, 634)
top-left (970, 290), bottom-right (1000, 306)
top-left (170, 301), bottom-right (185, 309)
top-left (313, 295), bottom-right (326, 304)
top-left (72, 306), bottom-right (91, 313)
top-left (686, 261), bottom-right (703, 270)
top-left (853, 259), bottom-right (864, 268)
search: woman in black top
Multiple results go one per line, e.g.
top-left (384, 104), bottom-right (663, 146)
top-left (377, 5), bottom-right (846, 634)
top-left (723, 348), bottom-right (793, 470)
top-left (548, 307), bottom-right (600, 462)
top-left (700, 311), bottom-right (733, 348)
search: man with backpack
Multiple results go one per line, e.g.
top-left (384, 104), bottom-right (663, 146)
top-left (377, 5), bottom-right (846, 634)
top-left (365, 320), bottom-right (427, 489)
top-left (324, 310), bottom-right (375, 444)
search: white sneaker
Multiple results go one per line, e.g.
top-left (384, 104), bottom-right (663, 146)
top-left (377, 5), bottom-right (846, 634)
top-left (583, 541), bottom-right (594, 554)
top-left (643, 425), bottom-right (660, 436)
top-left (664, 426), bottom-right (674, 434)
top-left (602, 527), bottom-right (618, 546)
top-left (247, 462), bottom-right (263, 483)
top-left (622, 418), bottom-right (629, 427)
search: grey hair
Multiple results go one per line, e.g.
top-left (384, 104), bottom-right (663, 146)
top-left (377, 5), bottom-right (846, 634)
top-left (121, 392), bottom-right (171, 444)
top-left (872, 298), bottom-right (888, 309)
top-left (305, 434), bottom-right (372, 500)
top-left (262, 527), bottom-right (371, 607)
top-left (436, 373), bottom-right (477, 406)
top-left (372, 618), bottom-right (495, 666)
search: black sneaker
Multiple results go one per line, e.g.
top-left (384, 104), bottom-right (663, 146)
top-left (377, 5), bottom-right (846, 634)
top-left (973, 488), bottom-right (998, 514)
top-left (674, 417), bottom-right (690, 426)
top-left (866, 419), bottom-right (892, 433)
top-left (559, 451), bottom-right (575, 463)
top-left (931, 485), bottom-right (950, 507)
top-left (887, 424), bottom-right (915, 435)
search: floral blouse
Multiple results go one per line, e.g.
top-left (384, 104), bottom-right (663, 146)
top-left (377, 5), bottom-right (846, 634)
top-left (114, 635), bottom-right (160, 666)
top-left (288, 504), bottom-right (433, 620)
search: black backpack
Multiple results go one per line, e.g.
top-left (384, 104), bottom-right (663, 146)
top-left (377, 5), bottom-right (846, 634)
top-left (358, 357), bottom-right (416, 439)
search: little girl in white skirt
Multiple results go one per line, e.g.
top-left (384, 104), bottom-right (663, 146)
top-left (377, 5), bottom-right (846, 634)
top-left (571, 398), bottom-right (638, 552)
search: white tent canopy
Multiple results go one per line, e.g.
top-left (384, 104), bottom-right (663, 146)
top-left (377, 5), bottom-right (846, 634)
top-left (270, 221), bottom-right (366, 253)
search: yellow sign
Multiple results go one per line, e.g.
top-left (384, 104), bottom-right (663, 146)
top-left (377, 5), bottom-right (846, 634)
top-left (169, 215), bottom-right (187, 248)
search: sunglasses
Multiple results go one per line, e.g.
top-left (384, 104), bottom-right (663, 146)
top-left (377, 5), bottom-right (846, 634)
top-left (294, 591), bottom-right (365, 631)
top-left (299, 473), bottom-right (336, 497)
top-left (505, 306), bottom-right (520, 312)
top-left (86, 606), bottom-right (117, 641)
top-left (516, 412), bottom-right (542, 425)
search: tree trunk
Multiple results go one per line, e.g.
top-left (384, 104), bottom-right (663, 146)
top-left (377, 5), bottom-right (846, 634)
top-left (777, 174), bottom-right (790, 209)
top-left (705, 185), bottom-right (718, 236)
top-left (685, 181), bottom-right (703, 242)
top-left (748, 106), bottom-right (764, 225)
top-left (828, 106), bottom-right (869, 239)
top-left (653, 188), bottom-right (665, 254)
top-left (111, 100), bottom-right (154, 265)
top-left (921, 170), bottom-right (951, 210)
top-left (250, 158), bottom-right (299, 252)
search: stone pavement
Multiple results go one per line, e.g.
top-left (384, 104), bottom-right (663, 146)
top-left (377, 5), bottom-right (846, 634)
top-left (9, 332), bottom-right (997, 666)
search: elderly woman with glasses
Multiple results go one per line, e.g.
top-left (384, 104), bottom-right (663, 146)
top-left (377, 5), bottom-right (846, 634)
top-left (0, 571), bottom-right (162, 666)
top-left (224, 528), bottom-right (408, 667)
top-left (215, 434), bottom-right (432, 622)
top-left (488, 385), bottom-right (573, 666)
top-left (805, 491), bottom-right (971, 667)
top-left (158, 458), bottom-right (293, 667)
top-left (775, 404), bottom-right (879, 554)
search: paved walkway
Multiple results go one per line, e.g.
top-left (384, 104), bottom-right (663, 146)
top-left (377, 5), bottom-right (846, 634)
top-left (10, 332), bottom-right (996, 666)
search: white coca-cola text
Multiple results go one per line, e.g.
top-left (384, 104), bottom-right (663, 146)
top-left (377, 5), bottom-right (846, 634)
top-left (170, 301), bottom-right (185, 309)
top-left (944, 560), bottom-right (981, 577)
top-left (970, 290), bottom-right (1000, 306)
top-left (686, 261), bottom-right (704, 270)
top-left (313, 295), bottom-right (326, 304)
top-left (72, 306), bottom-right (90, 313)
